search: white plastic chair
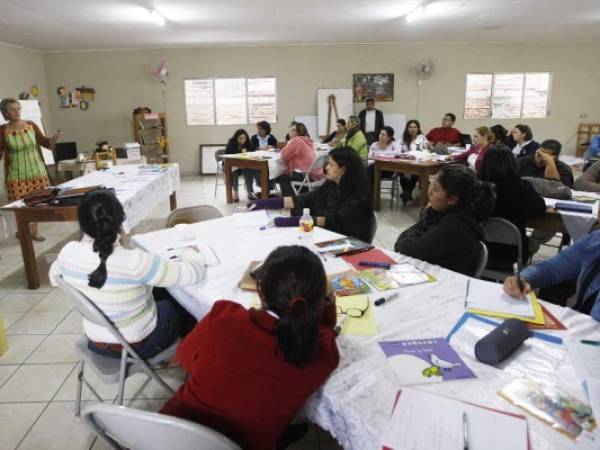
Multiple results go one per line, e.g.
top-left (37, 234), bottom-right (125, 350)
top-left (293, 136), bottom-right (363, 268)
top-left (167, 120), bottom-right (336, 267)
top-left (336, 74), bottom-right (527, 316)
top-left (82, 403), bottom-right (241, 450)
top-left (55, 276), bottom-right (177, 416)
top-left (213, 148), bottom-right (226, 197)
top-left (291, 153), bottom-right (330, 195)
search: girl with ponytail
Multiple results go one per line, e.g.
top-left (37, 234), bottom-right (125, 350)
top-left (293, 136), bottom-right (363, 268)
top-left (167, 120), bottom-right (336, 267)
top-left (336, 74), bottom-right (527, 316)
top-left (161, 245), bottom-right (339, 450)
top-left (394, 164), bottom-right (496, 275)
top-left (49, 188), bottom-right (205, 359)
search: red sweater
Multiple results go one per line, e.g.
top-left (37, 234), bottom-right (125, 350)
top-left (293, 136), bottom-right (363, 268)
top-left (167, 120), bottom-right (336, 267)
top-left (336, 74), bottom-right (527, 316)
top-left (452, 144), bottom-right (490, 172)
top-left (280, 136), bottom-right (322, 179)
top-left (426, 127), bottom-right (461, 145)
top-left (160, 300), bottom-right (339, 450)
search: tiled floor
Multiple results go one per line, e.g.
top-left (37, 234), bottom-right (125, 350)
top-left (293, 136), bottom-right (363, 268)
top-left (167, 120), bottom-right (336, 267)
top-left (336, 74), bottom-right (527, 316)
top-left (0, 175), bottom-right (558, 450)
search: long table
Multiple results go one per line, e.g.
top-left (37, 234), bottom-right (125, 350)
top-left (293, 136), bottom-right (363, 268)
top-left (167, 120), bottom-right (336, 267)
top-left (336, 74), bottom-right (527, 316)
top-left (372, 158), bottom-right (452, 209)
top-left (1, 164), bottom-right (180, 289)
top-left (132, 216), bottom-right (597, 450)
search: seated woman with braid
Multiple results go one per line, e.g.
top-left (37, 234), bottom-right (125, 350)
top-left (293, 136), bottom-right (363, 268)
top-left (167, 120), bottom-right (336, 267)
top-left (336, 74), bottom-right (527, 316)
top-left (49, 188), bottom-right (205, 359)
top-left (249, 146), bottom-right (375, 243)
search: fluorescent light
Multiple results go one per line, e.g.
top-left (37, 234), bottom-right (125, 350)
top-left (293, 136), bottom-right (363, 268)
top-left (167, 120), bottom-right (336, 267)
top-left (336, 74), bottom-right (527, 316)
top-left (406, 5), bottom-right (426, 23)
top-left (150, 9), bottom-right (166, 26)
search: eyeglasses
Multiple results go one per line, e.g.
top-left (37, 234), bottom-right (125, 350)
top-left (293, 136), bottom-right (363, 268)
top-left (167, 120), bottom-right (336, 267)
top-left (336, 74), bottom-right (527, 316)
top-left (336, 300), bottom-right (369, 318)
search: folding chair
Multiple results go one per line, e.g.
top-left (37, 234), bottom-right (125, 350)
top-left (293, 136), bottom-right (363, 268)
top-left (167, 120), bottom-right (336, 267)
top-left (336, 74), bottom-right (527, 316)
top-left (473, 241), bottom-right (488, 279)
top-left (291, 153), bottom-right (330, 195)
top-left (166, 205), bottom-right (223, 227)
top-left (54, 276), bottom-right (177, 417)
top-left (481, 217), bottom-right (523, 281)
top-left (214, 148), bottom-right (226, 197)
top-left (82, 403), bottom-right (241, 450)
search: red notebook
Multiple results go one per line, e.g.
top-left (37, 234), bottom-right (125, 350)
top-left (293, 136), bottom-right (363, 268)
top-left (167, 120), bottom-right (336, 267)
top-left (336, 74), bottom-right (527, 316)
top-left (341, 248), bottom-right (396, 271)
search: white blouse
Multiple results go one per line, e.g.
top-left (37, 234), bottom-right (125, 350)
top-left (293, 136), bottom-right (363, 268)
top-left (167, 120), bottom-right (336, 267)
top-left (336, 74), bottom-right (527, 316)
top-left (400, 134), bottom-right (429, 153)
top-left (368, 141), bottom-right (402, 159)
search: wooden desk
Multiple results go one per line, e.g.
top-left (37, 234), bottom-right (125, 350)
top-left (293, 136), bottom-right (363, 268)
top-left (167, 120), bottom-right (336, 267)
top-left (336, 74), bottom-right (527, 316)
top-left (372, 158), bottom-right (450, 209)
top-left (222, 157), bottom-right (270, 204)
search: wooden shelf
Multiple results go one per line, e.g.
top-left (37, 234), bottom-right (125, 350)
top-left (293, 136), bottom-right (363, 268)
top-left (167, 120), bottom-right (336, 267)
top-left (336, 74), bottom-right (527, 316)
top-left (133, 112), bottom-right (170, 163)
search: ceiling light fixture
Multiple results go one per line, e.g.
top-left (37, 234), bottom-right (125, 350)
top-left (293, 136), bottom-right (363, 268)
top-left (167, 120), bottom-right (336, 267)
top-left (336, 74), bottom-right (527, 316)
top-left (150, 9), bottom-right (166, 26)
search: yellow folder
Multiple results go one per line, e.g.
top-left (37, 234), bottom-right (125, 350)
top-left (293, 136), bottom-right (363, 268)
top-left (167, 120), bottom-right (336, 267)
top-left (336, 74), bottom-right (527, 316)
top-left (467, 292), bottom-right (545, 325)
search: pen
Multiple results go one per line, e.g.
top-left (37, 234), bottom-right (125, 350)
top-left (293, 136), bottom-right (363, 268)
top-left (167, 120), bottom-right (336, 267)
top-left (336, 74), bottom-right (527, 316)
top-left (513, 262), bottom-right (525, 299)
top-left (374, 292), bottom-right (400, 306)
top-left (463, 411), bottom-right (469, 450)
top-left (359, 261), bottom-right (391, 269)
top-left (334, 314), bottom-right (348, 336)
top-left (580, 340), bottom-right (600, 346)
top-left (464, 279), bottom-right (470, 309)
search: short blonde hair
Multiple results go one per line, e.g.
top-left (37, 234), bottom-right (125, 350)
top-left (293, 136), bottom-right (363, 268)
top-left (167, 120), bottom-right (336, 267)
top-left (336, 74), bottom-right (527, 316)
top-left (475, 126), bottom-right (494, 142)
top-left (0, 98), bottom-right (19, 121)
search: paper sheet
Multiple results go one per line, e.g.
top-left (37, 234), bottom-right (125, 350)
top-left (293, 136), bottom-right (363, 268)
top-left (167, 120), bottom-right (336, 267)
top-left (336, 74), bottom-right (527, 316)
top-left (233, 210), bottom-right (270, 227)
top-left (466, 278), bottom-right (535, 319)
top-left (382, 388), bottom-right (528, 450)
top-left (585, 379), bottom-right (600, 426)
top-left (575, 430), bottom-right (600, 450)
top-left (336, 295), bottom-right (377, 336)
top-left (566, 340), bottom-right (600, 379)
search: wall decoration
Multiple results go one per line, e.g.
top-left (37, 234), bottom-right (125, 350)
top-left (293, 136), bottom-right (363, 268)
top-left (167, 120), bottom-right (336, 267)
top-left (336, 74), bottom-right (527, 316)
top-left (18, 92), bottom-right (31, 100)
top-left (79, 100), bottom-right (89, 111)
top-left (353, 73), bottom-right (395, 102)
top-left (57, 85), bottom-right (96, 110)
top-left (31, 85), bottom-right (40, 98)
top-left (151, 59), bottom-right (169, 90)
top-left (57, 86), bottom-right (70, 108)
top-left (77, 86), bottom-right (96, 101)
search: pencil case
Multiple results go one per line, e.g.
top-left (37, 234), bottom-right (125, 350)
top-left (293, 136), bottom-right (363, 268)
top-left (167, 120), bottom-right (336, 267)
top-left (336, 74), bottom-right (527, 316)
top-left (474, 319), bottom-right (530, 365)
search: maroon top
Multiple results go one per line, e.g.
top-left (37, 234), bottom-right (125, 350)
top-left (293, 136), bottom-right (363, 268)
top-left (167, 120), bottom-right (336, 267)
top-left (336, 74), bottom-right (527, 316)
top-left (160, 300), bottom-right (339, 450)
top-left (452, 144), bottom-right (491, 172)
top-left (426, 127), bottom-right (461, 145)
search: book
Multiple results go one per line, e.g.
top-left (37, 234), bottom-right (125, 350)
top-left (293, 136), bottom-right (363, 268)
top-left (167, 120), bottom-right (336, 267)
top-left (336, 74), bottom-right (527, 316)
top-left (382, 388), bottom-right (530, 450)
top-left (328, 270), bottom-right (370, 297)
top-left (359, 269), bottom-right (399, 291)
top-left (314, 236), bottom-right (373, 256)
top-left (388, 263), bottom-right (435, 286)
top-left (555, 201), bottom-right (594, 214)
top-left (341, 248), bottom-right (396, 270)
top-left (378, 338), bottom-right (475, 386)
top-left (499, 378), bottom-right (596, 440)
top-left (238, 261), bottom-right (262, 291)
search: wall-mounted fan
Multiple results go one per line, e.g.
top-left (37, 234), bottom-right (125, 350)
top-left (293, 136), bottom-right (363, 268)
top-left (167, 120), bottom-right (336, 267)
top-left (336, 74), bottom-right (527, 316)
top-left (415, 59), bottom-right (436, 85)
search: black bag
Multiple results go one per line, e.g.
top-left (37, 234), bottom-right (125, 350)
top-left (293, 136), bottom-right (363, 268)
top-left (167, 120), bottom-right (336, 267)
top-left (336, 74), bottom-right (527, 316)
top-left (474, 318), bottom-right (530, 365)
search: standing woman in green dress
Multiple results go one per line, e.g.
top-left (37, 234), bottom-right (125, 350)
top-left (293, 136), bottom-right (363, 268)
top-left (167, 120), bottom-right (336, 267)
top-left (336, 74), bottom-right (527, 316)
top-left (0, 98), bottom-right (61, 241)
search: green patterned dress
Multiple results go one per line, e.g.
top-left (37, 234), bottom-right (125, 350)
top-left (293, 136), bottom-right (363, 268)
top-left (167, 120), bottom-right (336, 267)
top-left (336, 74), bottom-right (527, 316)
top-left (1, 122), bottom-right (50, 201)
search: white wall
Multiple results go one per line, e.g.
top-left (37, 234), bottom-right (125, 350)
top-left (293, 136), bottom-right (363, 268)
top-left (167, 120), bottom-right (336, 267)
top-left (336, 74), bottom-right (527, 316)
top-left (41, 42), bottom-right (600, 175)
top-left (0, 42), bottom-right (51, 191)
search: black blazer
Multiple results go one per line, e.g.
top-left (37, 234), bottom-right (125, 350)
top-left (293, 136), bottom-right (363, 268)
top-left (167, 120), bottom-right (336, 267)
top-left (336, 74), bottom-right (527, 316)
top-left (514, 140), bottom-right (540, 158)
top-left (394, 207), bottom-right (484, 276)
top-left (250, 134), bottom-right (278, 149)
top-left (225, 139), bottom-right (255, 154)
top-left (358, 109), bottom-right (384, 135)
top-left (293, 181), bottom-right (375, 243)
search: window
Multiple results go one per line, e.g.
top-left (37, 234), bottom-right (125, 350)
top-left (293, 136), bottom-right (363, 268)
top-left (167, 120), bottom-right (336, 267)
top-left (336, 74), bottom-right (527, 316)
top-left (185, 77), bottom-right (277, 125)
top-left (464, 73), bottom-right (552, 119)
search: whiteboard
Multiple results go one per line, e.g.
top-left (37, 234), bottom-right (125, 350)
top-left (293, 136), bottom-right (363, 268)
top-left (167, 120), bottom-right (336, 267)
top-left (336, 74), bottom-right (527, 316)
top-left (0, 99), bottom-right (54, 165)
top-left (317, 89), bottom-right (353, 137)
top-left (294, 115), bottom-right (318, 142)
top-left (385, 113), bottom-right (407, 141)
top-left (200, 145), bottom-right (225, 175)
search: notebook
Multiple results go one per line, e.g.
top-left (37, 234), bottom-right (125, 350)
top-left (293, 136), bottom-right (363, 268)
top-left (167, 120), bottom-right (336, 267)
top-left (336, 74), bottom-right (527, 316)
top-left (341, 248), bottom-right (396, 270)
top-left (555, 202), bottom-right (594, 214)
top-left (238, 261), bottom-right (262, 291)
top-left (382, 388), bottom-right (529, 450)
top-left (314, 237), bottom-right (373, 256)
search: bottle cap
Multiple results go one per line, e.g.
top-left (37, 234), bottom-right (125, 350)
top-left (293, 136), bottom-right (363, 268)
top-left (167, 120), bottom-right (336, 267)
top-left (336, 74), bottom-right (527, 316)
top-left (303, 208), bottom-right (310, 215)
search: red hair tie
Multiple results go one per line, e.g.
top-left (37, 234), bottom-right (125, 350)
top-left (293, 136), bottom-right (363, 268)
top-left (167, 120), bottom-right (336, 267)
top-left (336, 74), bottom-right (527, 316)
top-left (290, 296), bottom-right (306, 308)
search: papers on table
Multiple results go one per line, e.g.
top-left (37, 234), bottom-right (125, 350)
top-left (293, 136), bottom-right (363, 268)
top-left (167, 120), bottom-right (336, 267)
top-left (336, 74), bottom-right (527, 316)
top-left (466, 278), bottom-right (535, 319)
top-left (233, 210), bottom-right (270, 227)
top-left (336, 295), bottom-right (377, 336)
top-left (162, 242), bottom-right (219, 266)
top-left (382, 388), bottom-right (529, 450)
top-left (567, 339), bottom-right (600, 420)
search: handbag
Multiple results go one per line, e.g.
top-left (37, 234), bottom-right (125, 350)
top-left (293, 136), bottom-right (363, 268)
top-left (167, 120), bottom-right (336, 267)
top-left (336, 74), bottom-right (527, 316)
top-left (22, 185), bottom-right (105, 207)
top-left (22, 188), bottom-right (60, 207)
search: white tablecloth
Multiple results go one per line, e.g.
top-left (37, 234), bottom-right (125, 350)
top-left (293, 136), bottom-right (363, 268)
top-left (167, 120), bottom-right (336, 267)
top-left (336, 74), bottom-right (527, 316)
top-left (132, 215), bottom-right (599, 450)
top-left (544, 191), bottom-right (599, 241)
top-left (57, 157), bottom-right (147, 174)
top-left (221, 149), bottom-right (330, 180)
top-left (0, 163), bottom-right (179, 235)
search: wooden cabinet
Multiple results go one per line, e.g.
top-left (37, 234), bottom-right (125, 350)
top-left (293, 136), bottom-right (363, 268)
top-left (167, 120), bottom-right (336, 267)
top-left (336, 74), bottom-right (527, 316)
top-left (133, 112), bottom-right (169, 163)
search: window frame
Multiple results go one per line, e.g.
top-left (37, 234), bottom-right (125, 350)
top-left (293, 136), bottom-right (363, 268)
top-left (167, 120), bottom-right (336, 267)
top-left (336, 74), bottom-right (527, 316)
top-left (184, 76), bottom-right (277, 126)
top-left (463, 72), bottom-right (553, 120)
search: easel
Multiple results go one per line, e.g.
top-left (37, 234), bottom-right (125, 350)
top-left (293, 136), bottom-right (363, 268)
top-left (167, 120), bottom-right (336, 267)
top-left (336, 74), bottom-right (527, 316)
top-left (326, 94), bottom-right (340, 135)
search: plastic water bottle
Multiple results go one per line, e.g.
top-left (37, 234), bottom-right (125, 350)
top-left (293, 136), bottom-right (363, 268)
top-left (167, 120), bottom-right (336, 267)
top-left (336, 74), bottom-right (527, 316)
top-left (299, 208), bottom-right (314, 241)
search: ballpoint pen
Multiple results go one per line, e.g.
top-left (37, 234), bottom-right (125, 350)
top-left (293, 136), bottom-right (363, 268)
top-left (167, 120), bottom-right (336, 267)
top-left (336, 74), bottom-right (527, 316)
top-left (463, 411), bottom-right (470, 450)
top-left (464, 279), bottom-right (470, 309)
top-left (513, 262), bottom-right (525, 299)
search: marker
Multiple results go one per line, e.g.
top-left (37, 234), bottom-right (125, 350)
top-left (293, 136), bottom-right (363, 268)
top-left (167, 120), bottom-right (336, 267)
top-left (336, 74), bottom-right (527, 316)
top-left (334, 314), bottom-right (348, 336)
top-left (580, 340), bottom-right (600, 346)
top-left (359, 261), bottom-right (391, 269)
top-left (375, 292), bottom-right (400, 306)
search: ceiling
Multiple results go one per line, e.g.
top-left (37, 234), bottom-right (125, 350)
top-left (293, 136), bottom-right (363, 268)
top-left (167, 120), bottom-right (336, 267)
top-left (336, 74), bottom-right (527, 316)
top-left (1, 0), bottom-right (600, 52)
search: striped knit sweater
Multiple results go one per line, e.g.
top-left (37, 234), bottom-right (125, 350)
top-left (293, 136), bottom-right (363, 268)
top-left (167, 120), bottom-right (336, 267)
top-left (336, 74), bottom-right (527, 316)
top-left (49, 235), bottom-right (205, 343)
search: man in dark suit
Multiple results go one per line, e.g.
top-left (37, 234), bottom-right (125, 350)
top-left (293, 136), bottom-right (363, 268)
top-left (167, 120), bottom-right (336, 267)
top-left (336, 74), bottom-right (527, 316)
top-left (358, 98), bottom-right (384, 145)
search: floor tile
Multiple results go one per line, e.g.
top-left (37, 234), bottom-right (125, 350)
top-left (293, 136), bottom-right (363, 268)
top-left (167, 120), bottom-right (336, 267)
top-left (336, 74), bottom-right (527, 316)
top-left (7, 310), bottom-right (69, 335)
top-left (17, 402), bottom-right (97, 450)
top-left (0, 334), bottom-right (46, 365)
top-left (2, 312), bottom-right (24, 328)
top-left (0, 365), bottom-right (18, 388)
top-left (53, 310), bottom-right (83, 334)
top-left (25, 334), bottom-right (81, 364)
top-left (0, 363), bottom-right (75, 403)
top-left (29, 289), bottom-right (73, 313)
top-left (0, 403), bottom-right (46, 450)
top-left (0, 293), bottom-right (46, 313)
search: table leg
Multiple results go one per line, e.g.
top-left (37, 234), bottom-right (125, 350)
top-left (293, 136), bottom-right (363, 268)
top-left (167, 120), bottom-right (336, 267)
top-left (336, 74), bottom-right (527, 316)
top-left (169, 193), bottom-right (177, 211)
top-left (419, 173), bottom-right (430, 207)
top-left (373, 163), bottom-right (382, 211)
top-left (260, 165), bottom-right (269, 199)
top-left (16, 216), bottom-right (39, 289)
top-left (223, 160), bottom-right (233, 204)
